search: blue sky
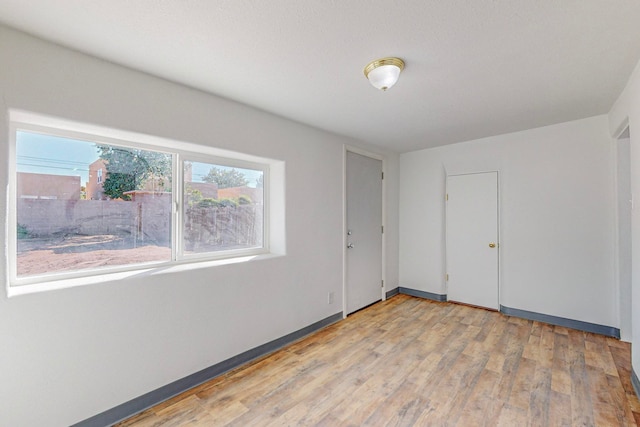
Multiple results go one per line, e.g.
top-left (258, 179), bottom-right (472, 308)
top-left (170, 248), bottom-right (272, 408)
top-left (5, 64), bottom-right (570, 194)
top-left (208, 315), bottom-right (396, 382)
top-left (17, 131), bottom-right (97, 184)
top-left (17, 131), bottom-right (261, 188)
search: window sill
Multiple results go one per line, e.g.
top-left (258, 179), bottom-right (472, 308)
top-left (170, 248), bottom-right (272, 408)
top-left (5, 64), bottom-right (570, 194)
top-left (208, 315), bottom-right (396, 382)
top-left (6, 252), bottom-right (283, 298)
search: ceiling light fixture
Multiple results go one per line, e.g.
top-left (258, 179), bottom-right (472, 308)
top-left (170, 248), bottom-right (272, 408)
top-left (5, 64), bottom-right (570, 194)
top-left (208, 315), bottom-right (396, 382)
top-left (363, 57), bottom-right (405, 91)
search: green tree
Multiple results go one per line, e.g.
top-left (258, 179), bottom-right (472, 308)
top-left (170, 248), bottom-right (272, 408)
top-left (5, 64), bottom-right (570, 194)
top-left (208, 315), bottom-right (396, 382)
top-left (185, 186), bottom-right (203, 206)
top-left (202, 167), bottom-right (248, 189)
top-left (97, 146), bottom-right (171, 200)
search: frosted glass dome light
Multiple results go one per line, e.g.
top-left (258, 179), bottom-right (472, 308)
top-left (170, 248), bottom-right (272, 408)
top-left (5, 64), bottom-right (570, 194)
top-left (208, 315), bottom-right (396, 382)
top-left (364, 57), bottom-right (405, 91)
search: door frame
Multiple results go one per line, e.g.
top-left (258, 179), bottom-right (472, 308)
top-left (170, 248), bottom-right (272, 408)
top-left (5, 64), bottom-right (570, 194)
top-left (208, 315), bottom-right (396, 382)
top-left (445, 170), bottom-right (502, 309)
top-left (613, 124), bottom-right (632, 342)
top-left (343, 145), bottom-right (386, 318)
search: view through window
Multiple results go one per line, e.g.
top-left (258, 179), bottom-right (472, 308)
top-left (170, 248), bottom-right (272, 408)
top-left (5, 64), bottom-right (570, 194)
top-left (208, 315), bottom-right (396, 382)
top-left (13, 129), bottom-right (267, 282)
top-left (183, 161), bottom-right (264, 254)
top-left (16, 131), bottom-right (173, 277)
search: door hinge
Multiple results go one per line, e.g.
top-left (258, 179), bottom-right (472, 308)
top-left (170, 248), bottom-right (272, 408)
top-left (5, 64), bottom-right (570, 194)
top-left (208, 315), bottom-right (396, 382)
top-left (446, 273), bottom-right (449, 281)
top-left (381, 280), bottom-right (384, 288)
top-left (381, 172), bottom-right (384, 180)
top-left (446, 193), bottom-right (449, 201)
top-left (381, 225), bottom-right (384, 234)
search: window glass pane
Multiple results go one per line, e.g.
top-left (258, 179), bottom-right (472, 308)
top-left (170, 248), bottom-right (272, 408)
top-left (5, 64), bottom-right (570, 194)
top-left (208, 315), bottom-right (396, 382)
top-left (183, 161), bottom-right (264, 254)
top-left (16, 131), bottom-right (172, 277)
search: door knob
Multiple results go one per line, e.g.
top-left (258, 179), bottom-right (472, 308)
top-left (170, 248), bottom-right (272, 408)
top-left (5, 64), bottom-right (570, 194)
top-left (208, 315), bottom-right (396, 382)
top-left (489, 243), bottom-right (496, 248)
top-left (347, 243), bottom-right (354, 249)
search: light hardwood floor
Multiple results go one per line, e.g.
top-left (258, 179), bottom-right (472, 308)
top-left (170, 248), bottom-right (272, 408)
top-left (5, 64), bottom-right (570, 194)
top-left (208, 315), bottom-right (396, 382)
top-left (118, 294), bottom-right (640, 426)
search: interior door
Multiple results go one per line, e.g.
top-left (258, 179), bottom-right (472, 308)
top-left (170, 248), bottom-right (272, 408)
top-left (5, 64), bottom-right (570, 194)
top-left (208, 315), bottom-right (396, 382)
top-left (446, 172), bottom-right (499, 310)
top-left (346, 151), bottom-right (383, 314)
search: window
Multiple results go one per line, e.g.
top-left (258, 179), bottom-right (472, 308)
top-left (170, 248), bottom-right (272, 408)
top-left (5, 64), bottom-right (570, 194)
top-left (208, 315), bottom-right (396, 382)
top-left (183, 160), bottom-right (264, 255)
top-left (9, 117), bottom-right (270, 288)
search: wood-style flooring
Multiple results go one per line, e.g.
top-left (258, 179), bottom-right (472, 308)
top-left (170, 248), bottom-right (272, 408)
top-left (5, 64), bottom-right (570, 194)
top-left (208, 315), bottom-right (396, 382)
top-left (118, 294), bottom-right (640, 426)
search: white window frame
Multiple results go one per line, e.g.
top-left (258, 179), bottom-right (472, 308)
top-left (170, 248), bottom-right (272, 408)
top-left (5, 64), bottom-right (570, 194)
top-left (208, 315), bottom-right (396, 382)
top-left (7, 113), bottom-right (271, 291)
top-left (179, 154), bottom-right (269, 262)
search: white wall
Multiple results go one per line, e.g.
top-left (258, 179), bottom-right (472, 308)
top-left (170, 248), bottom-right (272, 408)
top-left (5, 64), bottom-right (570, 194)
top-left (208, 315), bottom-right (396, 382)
top-left (609, 58), bottom-right (640, 384)
top-left (400, 116), bottom-right (617, 328)
top-left (0, 26), bottom-right (399, 426)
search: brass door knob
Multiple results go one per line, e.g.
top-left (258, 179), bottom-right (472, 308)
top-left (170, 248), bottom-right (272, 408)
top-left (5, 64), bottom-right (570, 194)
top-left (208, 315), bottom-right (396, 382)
top-left (489, 243), bottom-right (496, 248)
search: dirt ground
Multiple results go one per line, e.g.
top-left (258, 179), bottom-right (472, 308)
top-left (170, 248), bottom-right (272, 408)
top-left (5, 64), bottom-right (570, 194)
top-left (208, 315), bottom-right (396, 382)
top-left (17, 235), bottom-right (171, 276)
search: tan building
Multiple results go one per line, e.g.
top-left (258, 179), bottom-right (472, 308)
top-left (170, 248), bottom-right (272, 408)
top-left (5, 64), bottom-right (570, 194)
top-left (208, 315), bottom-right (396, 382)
top-left (186, 181), bottom-right (218, 199)
top-left (85, 159), bottom-right (107, 200)
top-left (218, 186), bottom-right (263, 204)
top-left (17, 172), bottom-right (81, 200)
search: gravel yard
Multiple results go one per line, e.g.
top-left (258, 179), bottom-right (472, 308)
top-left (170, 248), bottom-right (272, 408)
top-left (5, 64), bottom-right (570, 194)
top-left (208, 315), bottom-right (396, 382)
top-left (17, 235), bottom-right (171, 276)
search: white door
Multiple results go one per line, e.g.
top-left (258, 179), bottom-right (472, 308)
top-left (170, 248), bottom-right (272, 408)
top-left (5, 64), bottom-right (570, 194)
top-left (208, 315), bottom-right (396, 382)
top-left (346, 151), bottom-right (383, 314)
top-left (446, 172), bottom-right (499, 310)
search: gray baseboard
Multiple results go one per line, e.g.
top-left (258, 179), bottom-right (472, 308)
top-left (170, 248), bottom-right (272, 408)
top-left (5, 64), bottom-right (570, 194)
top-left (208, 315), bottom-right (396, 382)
top-left (632, 367), bottom-right (640, 400)
top-left (500, 305), bottom-right (620, 339)
top-left (399, 287), bottom-right (447, 302)
top-left (73, 312), bottom-right (343, 427)
top-left (386, 287), bottom-right (399, 298)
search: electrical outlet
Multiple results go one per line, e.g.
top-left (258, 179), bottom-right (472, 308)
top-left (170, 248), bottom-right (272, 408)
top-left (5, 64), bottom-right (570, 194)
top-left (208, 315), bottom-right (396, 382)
top-left (328, 291), bottom-right (334, 304)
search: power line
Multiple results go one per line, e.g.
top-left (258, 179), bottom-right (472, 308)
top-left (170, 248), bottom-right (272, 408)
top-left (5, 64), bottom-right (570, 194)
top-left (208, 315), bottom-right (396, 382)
top-left (17, 155), bottom-right (92, 166)
top-left (17, 163), bottom-right (89, 172)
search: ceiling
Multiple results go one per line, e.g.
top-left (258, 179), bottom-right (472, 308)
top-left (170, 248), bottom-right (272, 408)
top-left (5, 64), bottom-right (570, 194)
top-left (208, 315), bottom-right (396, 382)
top-left (1, 1), bottom-right (640, 153)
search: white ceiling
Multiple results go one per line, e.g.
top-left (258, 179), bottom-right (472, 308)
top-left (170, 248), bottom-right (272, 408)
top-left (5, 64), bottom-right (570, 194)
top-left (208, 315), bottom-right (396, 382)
top-left (1, 1), bottom-right (640, 153)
